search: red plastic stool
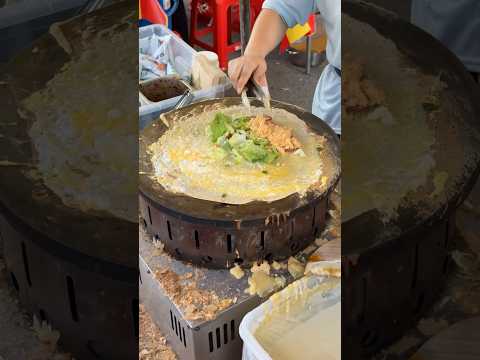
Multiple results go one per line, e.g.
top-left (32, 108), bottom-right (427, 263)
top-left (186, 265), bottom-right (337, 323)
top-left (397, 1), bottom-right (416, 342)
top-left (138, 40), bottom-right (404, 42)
top-left (190, 0), bottom-right (263, 69)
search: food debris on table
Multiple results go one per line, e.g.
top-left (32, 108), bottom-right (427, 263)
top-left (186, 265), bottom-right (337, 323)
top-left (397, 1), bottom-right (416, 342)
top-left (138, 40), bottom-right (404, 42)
top-left (251, 261), bottom-right (271, 275)
top-left (154, 267), bottom-right (233, 321)
top-left (287, 256), bottom-right (306, 279)
top-left (140, 304), bottom-right (177, 360)
top-left (246, 271), bottom-right (286, 298)
top-left (271, 261), bottom-right (287, 271)
top-left (230, 264), bottom-right (245, 280)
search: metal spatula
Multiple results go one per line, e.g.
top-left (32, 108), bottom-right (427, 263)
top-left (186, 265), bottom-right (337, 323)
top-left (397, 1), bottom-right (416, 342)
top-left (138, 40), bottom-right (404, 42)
top-left (241, 78), bottom-right (271, 111)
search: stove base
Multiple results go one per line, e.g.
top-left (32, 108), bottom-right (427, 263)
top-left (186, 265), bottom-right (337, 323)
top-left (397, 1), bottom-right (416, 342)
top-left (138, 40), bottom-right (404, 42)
top-left (0, 205), bottom-right (138, 360)
top-left (140, 255), bottom-right (260, 360)
top-left (343, 211), bottom-right (456, 358)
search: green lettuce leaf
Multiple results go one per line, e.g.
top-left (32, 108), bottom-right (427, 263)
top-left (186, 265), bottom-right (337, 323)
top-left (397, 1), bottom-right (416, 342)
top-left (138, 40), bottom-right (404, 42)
top-left (232, 116), bottom-right (251, 131)
top-left (210, 113), bottom-right (233, 142)
top-left (263, 149), bottom-right (279, 164)
top-left (237, 140), bottom-right (279, 163)
top-left (209, 112), bottom-right (279, 164)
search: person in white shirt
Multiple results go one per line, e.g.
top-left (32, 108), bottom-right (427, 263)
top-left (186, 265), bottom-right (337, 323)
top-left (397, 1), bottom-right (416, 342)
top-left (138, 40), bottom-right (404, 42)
top-left (228, 0), bottom-right (341, 134)
top-left (411, 0), bottom-right (480, 83)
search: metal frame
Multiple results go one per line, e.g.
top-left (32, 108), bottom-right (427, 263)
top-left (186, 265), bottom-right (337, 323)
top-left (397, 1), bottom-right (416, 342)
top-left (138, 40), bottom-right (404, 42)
top-left (140, 255), bottom-right (261, 360)
top-left (139, 192), bottom-right (329, 268)
top-left (342, 211), bottom-right (456, 358)
top-left (0, 204), bottom-right (138, 360)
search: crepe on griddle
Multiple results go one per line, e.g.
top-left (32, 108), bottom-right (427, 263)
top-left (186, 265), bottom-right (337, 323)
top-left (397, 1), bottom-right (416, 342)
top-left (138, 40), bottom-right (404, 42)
top-left (149, 105), bottom-right (326, 204)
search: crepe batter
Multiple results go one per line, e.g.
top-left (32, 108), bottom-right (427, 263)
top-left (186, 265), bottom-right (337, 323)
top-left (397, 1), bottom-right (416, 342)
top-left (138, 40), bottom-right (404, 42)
top-left (254, 278), bottom-right (340, 360)
top-left (149, 105), bottom-right (327, 204)
top-left (260, 302), bottom-right (340, 360)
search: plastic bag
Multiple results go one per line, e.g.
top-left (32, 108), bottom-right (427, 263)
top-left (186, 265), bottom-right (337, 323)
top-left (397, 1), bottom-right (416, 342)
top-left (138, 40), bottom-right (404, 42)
top-left (139, 34), bottom-right (179, 81)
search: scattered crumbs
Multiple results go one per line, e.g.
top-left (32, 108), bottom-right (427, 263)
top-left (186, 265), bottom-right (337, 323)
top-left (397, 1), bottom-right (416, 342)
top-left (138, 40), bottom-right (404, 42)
top-left (181, 272), bottom-right (193, 280)
top-left (271, 261), bottom-right (286, 271)
top-left (152, 239), bottom-right (165, 256)
top-left (154, 267), bottom-right (233, 321)
top-left (287, 256), bottom-right (305, 279)
top-left (262, 170), bottom-right (268, 174)
top-left (246, 272), bottom-right (286, 298)
top-left (251, 261), bottom-right (271, 275)
top-left (230, 264), bottom-right (245, 280)
top-left (32, 316), bottom-right (61, 353)
top-left (140, 304), bottom-right (177, 360)
top-left (222, 193), bottom-right (227, 198)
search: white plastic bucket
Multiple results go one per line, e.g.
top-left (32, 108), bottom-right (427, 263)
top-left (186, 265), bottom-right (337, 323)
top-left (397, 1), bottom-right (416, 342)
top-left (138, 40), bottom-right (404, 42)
top-left (239, 271), bottom-right (341, 360)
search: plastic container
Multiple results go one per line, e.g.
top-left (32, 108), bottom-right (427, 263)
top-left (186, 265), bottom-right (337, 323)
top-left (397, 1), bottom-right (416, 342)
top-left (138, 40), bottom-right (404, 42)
top-left (140, 76), bottom-right (189, 103)
top-left (139, 24), bottom-right (231, 129)
top-left (198, 50), bottom-right (220, 68)
top-left (240, 273), bottom-right (341, 360)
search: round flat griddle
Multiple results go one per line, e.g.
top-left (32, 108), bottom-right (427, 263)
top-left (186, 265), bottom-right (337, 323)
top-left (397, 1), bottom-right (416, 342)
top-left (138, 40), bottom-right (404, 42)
top-left (0, 1), bottom-right (137, 269)
top-left (342, 1), bottom-right (480, 358)
top-left (343, 0), bottom-right (480, 255)
top-left (0, 2), bottom-right (138, 359)
top-left (139, 98), bottom-right (340, 268)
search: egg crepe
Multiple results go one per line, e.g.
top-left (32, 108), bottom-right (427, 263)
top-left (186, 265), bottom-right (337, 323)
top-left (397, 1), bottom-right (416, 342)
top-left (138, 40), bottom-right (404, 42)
top-left (149, 105), bottom-right (325, 204)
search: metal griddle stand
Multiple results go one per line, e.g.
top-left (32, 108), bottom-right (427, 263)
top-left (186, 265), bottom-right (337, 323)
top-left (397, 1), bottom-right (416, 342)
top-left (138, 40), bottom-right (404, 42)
top-left (139, 212), bottom-right (338, 360)
top-left (139, 229), bottom-right (261, 360)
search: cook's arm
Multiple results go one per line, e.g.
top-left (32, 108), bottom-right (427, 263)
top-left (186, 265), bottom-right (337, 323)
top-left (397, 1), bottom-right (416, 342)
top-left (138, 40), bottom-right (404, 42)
top-left (228, 0), bottom-right (315, 93)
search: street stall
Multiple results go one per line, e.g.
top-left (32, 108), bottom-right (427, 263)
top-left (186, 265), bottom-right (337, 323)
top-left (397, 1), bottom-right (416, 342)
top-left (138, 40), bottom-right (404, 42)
top-left (138, 2), bottom-right (342, 360)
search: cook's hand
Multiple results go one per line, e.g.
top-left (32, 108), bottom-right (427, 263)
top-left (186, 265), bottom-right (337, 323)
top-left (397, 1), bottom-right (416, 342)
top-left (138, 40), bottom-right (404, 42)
top-left (228, 55), bottom-right (268, 94)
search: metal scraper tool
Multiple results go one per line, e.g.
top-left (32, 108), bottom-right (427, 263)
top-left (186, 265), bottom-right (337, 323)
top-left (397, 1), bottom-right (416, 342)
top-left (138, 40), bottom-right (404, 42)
top-left (243, 78), bottom-right (271, 111)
